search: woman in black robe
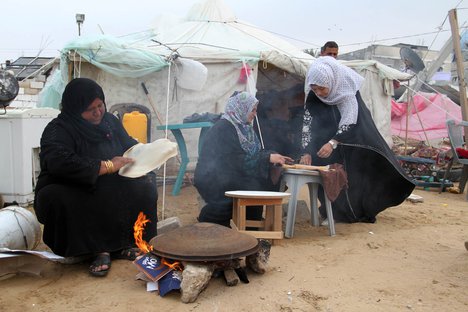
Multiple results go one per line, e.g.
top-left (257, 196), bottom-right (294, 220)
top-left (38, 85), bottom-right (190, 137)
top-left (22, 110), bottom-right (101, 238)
top-left (34, 78), bottom-right (158, 277)
top-left (194, 91), bottom-right (293, 227)
top-left (300, 57), bottom-right (415, 223)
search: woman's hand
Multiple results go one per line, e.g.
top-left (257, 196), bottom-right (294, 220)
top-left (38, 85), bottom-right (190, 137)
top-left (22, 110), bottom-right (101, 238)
top-left (100, 156), bottom-right (135, 175)
top-left (270, 153), bottom-right (294, 166)
top-left (110, 156), bottom-right (134, 171)
top-left (299, 153), bottom-right (312, 165)
top-left (317, 143), bottom-right (333, 158)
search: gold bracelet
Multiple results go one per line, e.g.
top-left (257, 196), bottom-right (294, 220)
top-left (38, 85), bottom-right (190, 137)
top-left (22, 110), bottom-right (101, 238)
top-left (104, 160), bottom-right (113, 174)
top-left (104, 160), bottom-right (110, 174)
top-left (107, 160), bottom-right (114, 174)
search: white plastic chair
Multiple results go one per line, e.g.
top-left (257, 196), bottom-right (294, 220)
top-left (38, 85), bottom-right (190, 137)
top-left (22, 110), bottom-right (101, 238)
top-left (440, 119), bottom-right (468, 200)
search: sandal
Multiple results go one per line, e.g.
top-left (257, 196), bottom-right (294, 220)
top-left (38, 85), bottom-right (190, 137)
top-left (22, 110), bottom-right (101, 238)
top-left (112, 248), bottom-right (143, 261)
top-left (89, 253), bottom-right (111, 277)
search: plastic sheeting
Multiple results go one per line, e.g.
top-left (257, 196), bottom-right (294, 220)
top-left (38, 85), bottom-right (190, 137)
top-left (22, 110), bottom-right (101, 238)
top-left (391, 92), bottom-right (463, 140)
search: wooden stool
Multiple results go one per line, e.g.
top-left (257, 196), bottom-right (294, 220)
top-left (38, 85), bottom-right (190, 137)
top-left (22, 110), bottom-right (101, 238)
top-left (225, 191), bottom-right (290, 241)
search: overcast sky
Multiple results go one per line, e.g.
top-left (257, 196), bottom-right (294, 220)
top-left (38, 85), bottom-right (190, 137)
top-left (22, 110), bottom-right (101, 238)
top-left (1, 0), bottom-right (467, 62)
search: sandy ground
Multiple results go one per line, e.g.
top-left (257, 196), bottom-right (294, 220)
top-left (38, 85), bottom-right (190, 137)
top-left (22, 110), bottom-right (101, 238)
top-left (1, 182), bottom-right (467, 312)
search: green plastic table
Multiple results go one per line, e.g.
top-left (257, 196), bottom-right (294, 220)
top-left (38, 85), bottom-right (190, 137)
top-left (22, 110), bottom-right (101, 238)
top-left (157, 122), bottom-right (213, 195)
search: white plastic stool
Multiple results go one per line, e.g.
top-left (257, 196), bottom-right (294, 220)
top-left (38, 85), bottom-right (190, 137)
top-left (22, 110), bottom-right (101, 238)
top-left (282, 169), bottom-right (335, 237)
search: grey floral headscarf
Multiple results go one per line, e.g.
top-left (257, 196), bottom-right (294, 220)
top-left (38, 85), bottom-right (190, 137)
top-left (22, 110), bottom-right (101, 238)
top-left (222, 91), bottom-right (260, 156)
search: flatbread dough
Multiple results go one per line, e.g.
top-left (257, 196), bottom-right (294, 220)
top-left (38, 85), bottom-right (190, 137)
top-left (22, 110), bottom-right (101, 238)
top-left (119, 138), bottom-right (178, 178)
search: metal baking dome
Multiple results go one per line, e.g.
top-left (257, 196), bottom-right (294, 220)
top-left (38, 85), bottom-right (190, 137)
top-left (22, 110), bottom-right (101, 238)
top-left (150, 222), bottom-right (259, 261)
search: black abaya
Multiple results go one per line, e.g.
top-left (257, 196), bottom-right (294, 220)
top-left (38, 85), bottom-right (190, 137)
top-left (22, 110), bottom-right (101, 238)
top-left (194, 119), bottom-right (275, 226)
top-left (34, 113), bottom-right (157, 257)
top-left (302, 91), bottom-right (415, 222)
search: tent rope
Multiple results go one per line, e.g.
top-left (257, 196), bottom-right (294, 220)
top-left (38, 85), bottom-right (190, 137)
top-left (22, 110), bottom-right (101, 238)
top-left (160, 61), bottom-right (172, 221)
top-left (397, 76), bottom-right (462, 121)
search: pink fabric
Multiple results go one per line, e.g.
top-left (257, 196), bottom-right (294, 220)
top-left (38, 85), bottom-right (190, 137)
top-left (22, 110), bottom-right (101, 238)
top-left (391, 93), bottom-right (462, 140)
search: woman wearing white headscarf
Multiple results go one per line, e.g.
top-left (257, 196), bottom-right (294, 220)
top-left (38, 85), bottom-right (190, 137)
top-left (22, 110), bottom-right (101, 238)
top-left (300, 57), bottom-right (414, 223)
top-left (194, 91), bottom-right (293, 227)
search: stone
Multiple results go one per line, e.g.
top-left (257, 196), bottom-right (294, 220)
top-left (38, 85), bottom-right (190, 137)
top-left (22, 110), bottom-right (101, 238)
top-left (180, 262), bottom-right (214, 303)
top-left (246, 239), bottom-right (271, 274)
top-left (157, 216), bottom-right (182, 235)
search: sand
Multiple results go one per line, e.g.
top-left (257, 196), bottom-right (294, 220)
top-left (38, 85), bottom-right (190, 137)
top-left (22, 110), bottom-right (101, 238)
top-left (0, 184), bottom-right (467, 312)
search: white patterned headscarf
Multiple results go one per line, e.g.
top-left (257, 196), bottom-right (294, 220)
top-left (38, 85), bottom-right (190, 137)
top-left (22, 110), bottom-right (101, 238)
top-left (222, 91), bottom-right (261, 156)
top-left (306, 56), bottom-right (364, 127)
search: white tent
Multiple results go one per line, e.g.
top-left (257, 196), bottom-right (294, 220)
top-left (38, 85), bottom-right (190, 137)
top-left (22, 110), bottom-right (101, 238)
top-left (342, 60), bottom-right (413, 145)
top-left (40, 0), bottom-right (411, 173)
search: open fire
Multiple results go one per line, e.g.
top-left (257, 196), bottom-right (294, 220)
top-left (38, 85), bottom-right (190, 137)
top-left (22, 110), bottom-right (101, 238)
top-left (132, 214), bottom-right (270, 303)
top-left (133, 212), bottom-right (152, 253)
top-left (133, 212), bottom-right (183, 270)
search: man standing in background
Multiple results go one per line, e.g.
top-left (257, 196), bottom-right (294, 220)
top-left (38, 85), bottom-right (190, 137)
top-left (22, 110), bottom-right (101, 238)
top-left (320, 41), bottom-right (339, 58)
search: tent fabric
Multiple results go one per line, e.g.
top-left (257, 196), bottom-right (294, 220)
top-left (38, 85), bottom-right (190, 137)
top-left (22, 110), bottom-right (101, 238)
top-left (141, 0), bottom-right (314, 68)
top-left (343, 60), bottom-right (412, 146)
top-left (37, 0), bottom-right (412, 170)
top-left (391, 92), bottom-right (463, 140)
top-left (62, 34), bottom-right (169, 78)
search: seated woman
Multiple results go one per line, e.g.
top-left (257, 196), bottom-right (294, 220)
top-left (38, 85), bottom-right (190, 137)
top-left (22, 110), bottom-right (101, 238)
top-left (194, 91), bottom-right (293, 227)
top-left (300, 57), bottom-right (415, 223)
top-left (34, 78), bottom-right (158, 277)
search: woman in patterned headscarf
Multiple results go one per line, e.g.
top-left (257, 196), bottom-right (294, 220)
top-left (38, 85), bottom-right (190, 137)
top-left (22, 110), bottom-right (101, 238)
top-left (300, 56), bottom-right (414, 223)
top-left (194, 91), bottom-right (293, 227)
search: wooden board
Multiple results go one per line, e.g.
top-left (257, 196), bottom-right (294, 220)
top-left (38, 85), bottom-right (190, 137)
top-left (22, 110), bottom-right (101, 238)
top-left (225, 191), bottom-right (290, 198)
top-left (282, 164), bottom-right (330, 171)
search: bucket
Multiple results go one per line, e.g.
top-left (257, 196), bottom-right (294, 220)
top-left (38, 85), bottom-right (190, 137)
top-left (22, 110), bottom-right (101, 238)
top-left (0, 206), bottom-right (42, 250)
top-left (123, 111), bottom-right (148, 143)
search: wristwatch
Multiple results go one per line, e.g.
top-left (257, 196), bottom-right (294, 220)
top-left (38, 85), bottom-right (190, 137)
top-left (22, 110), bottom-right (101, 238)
top-left (328, 140), bottom-right (338, 149)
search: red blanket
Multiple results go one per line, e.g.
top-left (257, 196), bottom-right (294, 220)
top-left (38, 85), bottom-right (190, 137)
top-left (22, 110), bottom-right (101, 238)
top-left (456, 147), bottom-right (468, 159)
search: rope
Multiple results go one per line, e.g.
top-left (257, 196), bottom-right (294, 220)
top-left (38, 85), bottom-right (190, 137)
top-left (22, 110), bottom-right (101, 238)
top-left (242, 60), bottom-right (264, 149)
top-left (394, 75), bottom-right (462, 150)
top-left (399, 76), bottom-right (462, 122)
top-left (160, 61), bottom-right (172, 221)
top-left (255, 115), bottom-right (265, 149)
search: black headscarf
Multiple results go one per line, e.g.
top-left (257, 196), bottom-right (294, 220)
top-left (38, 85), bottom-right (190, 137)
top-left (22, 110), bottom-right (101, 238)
top-left (58, 78), bottom-right (113, 142)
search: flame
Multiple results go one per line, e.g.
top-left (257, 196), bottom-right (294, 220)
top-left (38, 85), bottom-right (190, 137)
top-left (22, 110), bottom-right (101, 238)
top-left (133, 212), bottom-right (183, 271)
top-left (133, 212), bottom-right (153, 253)
top-left (162, 258), bottom-right (183, 271)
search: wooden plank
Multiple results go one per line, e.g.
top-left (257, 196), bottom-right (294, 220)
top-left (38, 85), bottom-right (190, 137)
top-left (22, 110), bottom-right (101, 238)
top-left (238, 204), bottom-right (246, 230)
top-left (245, 220), bottom-right (264, 228)
top-left (230, 219), bottom-right (238, 231)
top-left (282, 164), bottom-right (329, 171)
top-left (273, 204), bottom-right (282, 232)
top-left (264, 205), bottom-right (274, 231)
top-left (239, 230), bottom-right (283, 240)
top-left (238, 198), bottom-right (283, 206)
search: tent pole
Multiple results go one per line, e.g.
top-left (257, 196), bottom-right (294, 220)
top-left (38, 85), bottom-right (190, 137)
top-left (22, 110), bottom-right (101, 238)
top-left (404, 80), bottom-right (411, 154)
top-left (449, 9), bottom-right (468, 146)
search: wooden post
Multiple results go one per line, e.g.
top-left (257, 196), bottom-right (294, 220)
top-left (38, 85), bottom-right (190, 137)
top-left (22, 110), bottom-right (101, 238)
top-left (449, 9), bottom-right (468, 145)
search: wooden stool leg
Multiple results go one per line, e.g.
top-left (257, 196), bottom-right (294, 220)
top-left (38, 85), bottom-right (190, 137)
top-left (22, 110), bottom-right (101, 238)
top-left (229, 195), bottom-right (284, 241)
top-left (238, 203), bottom-right (246, 231)
top-left (264, 205), bottom-right (273, 231)
top-left (273, 204), bottom-right (282, 233)
top-left (232, 198), bottom-right (239, 227)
